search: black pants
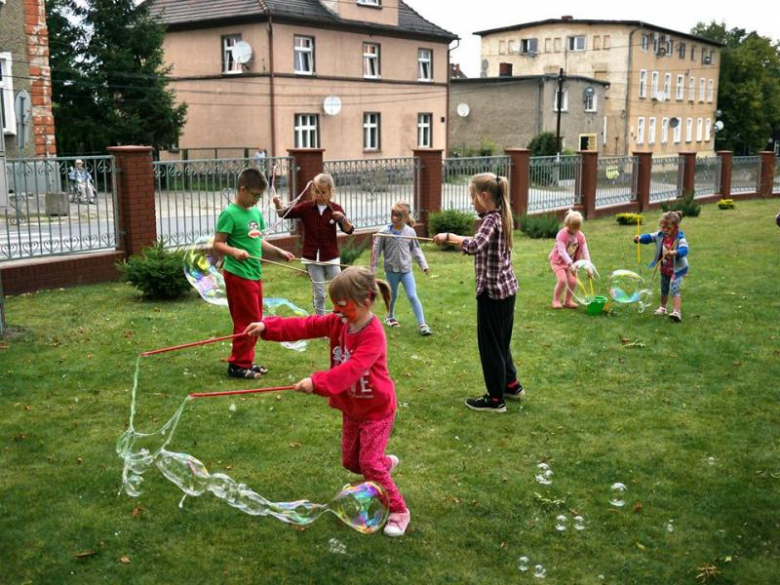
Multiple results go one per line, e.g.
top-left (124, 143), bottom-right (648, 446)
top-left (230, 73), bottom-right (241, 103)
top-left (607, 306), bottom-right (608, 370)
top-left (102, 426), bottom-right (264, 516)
top-left (476, 293), bottom-right (517, 401)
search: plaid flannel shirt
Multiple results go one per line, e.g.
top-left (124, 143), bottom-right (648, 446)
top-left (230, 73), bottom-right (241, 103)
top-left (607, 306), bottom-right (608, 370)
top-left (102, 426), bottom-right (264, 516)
top-left (461, 210), bottom-right (518, 299)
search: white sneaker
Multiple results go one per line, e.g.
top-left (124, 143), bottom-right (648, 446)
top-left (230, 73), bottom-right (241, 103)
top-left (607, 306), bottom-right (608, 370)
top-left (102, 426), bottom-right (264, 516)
top-left (383, 510), bottom-right (410, 537)
top-left (669, 310), bottom-right (682, 322)
top-left (654, 306), bottom-right (667, 316)
top-left (388, 454), bottom-right (400, 474)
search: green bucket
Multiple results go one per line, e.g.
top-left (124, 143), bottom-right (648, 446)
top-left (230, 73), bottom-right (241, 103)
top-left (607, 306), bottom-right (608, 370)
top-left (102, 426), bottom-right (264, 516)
top-left (586, 295), bottom-right (608, 315)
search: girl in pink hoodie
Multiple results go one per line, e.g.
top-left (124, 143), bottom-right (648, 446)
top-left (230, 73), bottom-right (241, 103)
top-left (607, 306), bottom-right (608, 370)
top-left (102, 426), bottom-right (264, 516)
top-left (244, 267), bottom-right (410, 537)
top-left (549, 210), bottom-right (591, 309)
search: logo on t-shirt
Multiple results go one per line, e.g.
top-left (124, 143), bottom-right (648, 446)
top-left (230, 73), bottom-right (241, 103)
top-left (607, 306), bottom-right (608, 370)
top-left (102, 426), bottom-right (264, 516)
top-left (247, 221), bottom-right (261, 238)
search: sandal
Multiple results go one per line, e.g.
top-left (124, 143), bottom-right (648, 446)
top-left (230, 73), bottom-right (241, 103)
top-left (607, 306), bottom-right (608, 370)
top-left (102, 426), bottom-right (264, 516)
top-left (251, 364), bottom-right (268, 376)
top-left (228, 364), bottom-right (264, 379)
top-left (385, 316), bottom-right (400, 328)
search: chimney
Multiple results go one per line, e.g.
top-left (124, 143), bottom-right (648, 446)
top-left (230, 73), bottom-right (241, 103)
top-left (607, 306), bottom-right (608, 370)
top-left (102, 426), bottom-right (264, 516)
top-left (499, 62), bottom-right (513, 77)
top-left (561, 15), bottom-right (574, 21)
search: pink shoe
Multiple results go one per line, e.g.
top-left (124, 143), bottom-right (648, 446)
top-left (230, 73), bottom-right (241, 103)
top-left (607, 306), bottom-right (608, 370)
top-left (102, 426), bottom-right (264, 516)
top-left (384, 510), bottom-right (411, 537)
top-left (552, 301), bottom-right (563, 309)
top-left (564, 301), bottom-right (578, 309)
top-left (388, 454), bottom-right (400, 475)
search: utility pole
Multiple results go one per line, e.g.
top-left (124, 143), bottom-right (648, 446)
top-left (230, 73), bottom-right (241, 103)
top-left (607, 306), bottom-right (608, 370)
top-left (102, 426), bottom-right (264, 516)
top-left (555, 68), bottom-right (565, 154)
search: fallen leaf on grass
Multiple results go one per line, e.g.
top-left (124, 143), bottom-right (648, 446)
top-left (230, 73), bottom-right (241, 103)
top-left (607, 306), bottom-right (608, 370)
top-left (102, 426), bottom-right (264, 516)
top-left (635, 541), bottom-right (647, 550)
top-left (119, 556), bottom-right (131, 564)
top-left (733, 360), bottom-right (741, 367)
top-left (12, 433), bottom-right (27, 441)
top-left (289, 442), bottom-right (301, 449)
top-left (0, 343), bottom-right (9, 350)
top-left (24, 405), bottom-right (31, 411)
top-left (124, 330), bottom-right (134, 338)
top-left (131, 506), bottom-right (145, 517)
top-left (633, 502), bottom-right (644, 513)
top-left (77, 456), bottom-right (83, 464)
top-left (75, 550), bottom-right (97, 559)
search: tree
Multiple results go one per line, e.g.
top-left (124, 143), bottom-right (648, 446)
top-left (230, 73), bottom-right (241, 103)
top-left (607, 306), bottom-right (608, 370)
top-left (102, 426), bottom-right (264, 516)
top-left (692, 22), bottom-right (780, 154)
top-left (527, 132), bottom-right (559, 157)
top-left (46, 0), bottom-right (187, 154)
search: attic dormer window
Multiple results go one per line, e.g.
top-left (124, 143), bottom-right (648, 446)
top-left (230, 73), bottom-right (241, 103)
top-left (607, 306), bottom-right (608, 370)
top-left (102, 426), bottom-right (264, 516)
top-left (357, 0), bottom-right (381, 6)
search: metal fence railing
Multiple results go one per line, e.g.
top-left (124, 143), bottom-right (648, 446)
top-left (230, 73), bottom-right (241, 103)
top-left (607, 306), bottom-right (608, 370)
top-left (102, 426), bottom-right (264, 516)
top-left (731, 155), bottom-right (762, 195)
top-left (595, 156), bottom-right (638, 208)
top-left (774, 157), bottom-right (780, 194)
top-left (693, 156), bottom-right (722, 198)
top-left (441, 156), bottom-right (511, 216)
top-left (649, 156), bottom-right (685, 203)
top-left (154, 157), bottom-right (296, 248)
top-left (157, 147), bottom-right (256, 162)
top-left (1, 156), bottom-right (118, 261)
top-left (323, 157), bottom-right (420, 229)
top-left (528, 155), bottom-right (582, 213)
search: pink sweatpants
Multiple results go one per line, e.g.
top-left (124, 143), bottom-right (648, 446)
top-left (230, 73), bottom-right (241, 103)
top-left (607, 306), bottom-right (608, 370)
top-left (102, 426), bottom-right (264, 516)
top-left (551, 263), bottom-right (577, 305)
top-left (341, 412), bottom-right (406, 513)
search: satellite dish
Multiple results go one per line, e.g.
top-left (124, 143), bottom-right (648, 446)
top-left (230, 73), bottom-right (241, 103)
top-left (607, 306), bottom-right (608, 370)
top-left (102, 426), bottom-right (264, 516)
top-left (456, 103), bottom-right (470, 118)
top-left (323, 95), bottom-right (342, 116)
top-left (669, 117), bottom-right (680, 128)
top-left (714, 120), bottom-right (725, 132)
top-left (232, 41), bottom-right (253, 64)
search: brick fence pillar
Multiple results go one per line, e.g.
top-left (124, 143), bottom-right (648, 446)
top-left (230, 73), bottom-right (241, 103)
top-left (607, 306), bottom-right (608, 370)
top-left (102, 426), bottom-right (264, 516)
top-left (505, 148), bottom-right (530, 218)
top-left (634, 151), bottom-right (653, 212)
top-left (680, 151), bottom-right (697, 198)
top-left (577, 151), bottom-right (598, 219)
top-left (108, 146), bottom-right (156, 257)
top-left (759, 151), bottom-right (776, 198)
top-left (287, 148), bottom-right (324, 202)
top-left (717, 151), bottom-right (733, 197)
top-left (413, 149), bottom-right (443, 234)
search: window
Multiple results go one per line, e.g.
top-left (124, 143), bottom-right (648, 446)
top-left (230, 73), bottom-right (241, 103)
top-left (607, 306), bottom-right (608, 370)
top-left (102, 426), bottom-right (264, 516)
top-left (363, 113), bottom-right (380, 150)
top-left (699, 78), bottom-right (705, 102)
top-left (636, 117), bottom-right (645, 145)
top-left (544, 38), bottom-right (551, 53)
top-left (603, 35), bottom-right (611, 49)
top-left (688, 76), bottom-right (696, 101)
top-left (294, 36), bottom-right (315, 74)
top-left (418, 48), bottom-right (433, 81)
top-left (498, 41), bottom-right (506, 55)
top-left (417, 113), bottom-right (432, 147)
top-left (705, 118), bottom-right (712, 142)
top-left (222, 35), bottom-right (243, 74)
top-left (678, 42), bottom-right (686, 59)
top-left (554, 38), bottom-right (561, 52)
top-left (648, 117), bottom-right (657, 145)
top-left (707, 79), bottom-right (714, 103)
top-left (508, 40), bottom-right (518, 54)
top-left (521, 38), bottom-right (538, 55)
top-left (584, 91), bottom-right (597, 112)
top-left (0, 53), bottom-right (15, 134)
top-left (593, 35), bottom-right (601, 50)
top-left (641, 34), bottom-right (649, 51)
top-left (690, 45), bottom-right (697, 62)
top-left (676, 75), bottom-right (685, 100)
top-left (358, 0), bottom-right (381, 5)
top-left (651, 71), bottom-right (659, 98)
top-left (665, 37), bottom-right (673, 56)
top-left (363, 43), bottom-right (380, 78)
top-left (294, 114), bottom-right (319, 148)
top-left (696, 118), bottom-right (703, 142)
top-left (663, 73), bottom-right (671, 100)
top-left (686, 117), bottom-right (693, 142)
top-left (661, 117), bottom-right (669, 144)
top-left (553, 88), bottom-right (569, 112)
top-left (603, 116), bottom-right (608, 145)
top-left (673, 119), bottom-right (682, 143)
top-left (567, 36), bottom-right (586, 51)
top-left (639, 70), bottom-right (647, 98)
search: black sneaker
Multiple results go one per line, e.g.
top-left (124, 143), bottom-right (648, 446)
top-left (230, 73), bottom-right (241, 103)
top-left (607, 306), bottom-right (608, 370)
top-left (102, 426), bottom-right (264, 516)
top-left (465, 395), bottom-right (506, 413)
top-left (504, 383), bottom-right (526, 401)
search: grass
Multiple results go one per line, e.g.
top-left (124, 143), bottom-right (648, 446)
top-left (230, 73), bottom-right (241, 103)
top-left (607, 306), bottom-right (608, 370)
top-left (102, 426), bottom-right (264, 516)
top-left (1, 199), bottom-right (779, 584)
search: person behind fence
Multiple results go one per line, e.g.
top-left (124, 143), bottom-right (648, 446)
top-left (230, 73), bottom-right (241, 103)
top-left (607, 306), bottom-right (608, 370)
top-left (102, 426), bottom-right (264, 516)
top-left (272, 173), bottom-right (354, 315)
top-left (431, 173), bottom-right (524, 413)
top-left (370, 201), bottom-right (432, 336)
top-left (634, 210), bottom-right (689, 322)
top-left (213, 168), bottom-right (295, 380)
top-left (244, 267), bottom-right (411, 537)
top-left (549, 210), bottom-right (592, 309)
top-left (68, 159), bottom-right (96, 204)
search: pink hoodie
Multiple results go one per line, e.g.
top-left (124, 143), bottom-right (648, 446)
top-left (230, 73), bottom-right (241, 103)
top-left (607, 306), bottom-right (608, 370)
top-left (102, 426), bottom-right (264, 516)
top-left (549, 228), bottom-right (590, 270)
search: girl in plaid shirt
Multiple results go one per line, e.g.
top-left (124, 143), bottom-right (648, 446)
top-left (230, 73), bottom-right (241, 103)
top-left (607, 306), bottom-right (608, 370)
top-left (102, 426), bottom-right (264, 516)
top-left (433, 173), bottom-right (522, 413)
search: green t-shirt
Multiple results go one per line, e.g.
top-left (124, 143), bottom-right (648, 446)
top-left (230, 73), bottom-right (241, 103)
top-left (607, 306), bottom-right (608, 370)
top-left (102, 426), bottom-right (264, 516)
top-left (216, 203), bottom-right (265, 280)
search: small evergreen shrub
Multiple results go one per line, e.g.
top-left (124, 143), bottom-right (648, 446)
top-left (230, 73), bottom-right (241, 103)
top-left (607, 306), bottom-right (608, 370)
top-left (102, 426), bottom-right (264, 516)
top-left (428, 210), bottom-right (475, 247)
top-left (661, 192), bottom-right (701, 217)
top-left (517, 213), bottom-right (560, 239)
top-left (527, 132), bottom-right (559, 157)
top-left (717, 199), bottom-right (736, 210)
top-left (117, 241), bottom-right (191, 300)
top-left (616, 213), bottom-right (644, 225)
top-left (339, 237), bottom-right (370, 265)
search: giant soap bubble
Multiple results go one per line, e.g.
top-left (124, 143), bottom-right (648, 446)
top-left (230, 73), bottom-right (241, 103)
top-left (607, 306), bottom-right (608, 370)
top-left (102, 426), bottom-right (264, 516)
top-left (183, 236), bottom-right (228, 307)
top-left (566, 260), bottom-right (600, 305)
top-left (608, 270), bottom-right (653, 313)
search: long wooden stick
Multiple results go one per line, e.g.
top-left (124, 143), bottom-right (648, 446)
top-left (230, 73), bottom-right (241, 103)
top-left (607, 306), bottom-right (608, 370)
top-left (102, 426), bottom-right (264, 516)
top-left (140, 333), bottom-right (243, 357)
top-left (189, 385), bottom-right (296, 399)
top-left (250, 256), bottom-right (310, 275)
top-left (373, 233), bottom-right (434, 242)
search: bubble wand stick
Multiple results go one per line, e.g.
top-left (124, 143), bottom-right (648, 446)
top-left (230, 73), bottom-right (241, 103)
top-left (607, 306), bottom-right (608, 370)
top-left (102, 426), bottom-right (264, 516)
top-left (636, 215), bottom-right (641, 266)
top-left (140, 333), bottom-right (246, 357)
top-left (190, 385), bottom-right (296, 399)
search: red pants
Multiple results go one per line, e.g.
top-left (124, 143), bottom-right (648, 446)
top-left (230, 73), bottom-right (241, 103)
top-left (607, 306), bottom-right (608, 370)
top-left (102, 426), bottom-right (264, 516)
top-left (341, 412), bottom-right (406, 513)
top-left (224, 271), bottom-right (263, 368)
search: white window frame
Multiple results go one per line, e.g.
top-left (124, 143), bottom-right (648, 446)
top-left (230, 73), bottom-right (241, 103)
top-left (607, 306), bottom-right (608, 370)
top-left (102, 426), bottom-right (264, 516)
top-left (363, 112), bottom-right (380, 151)
top-left (691, 45), bottom-right (697, 62)
top-left (676, 75), bottom-right (685, 100)
top-left (651, 71), bottom-right (659, 99)
top-left (648, 117), bottom-right (657, 145)
top-left (636, 117), bottom-right (645, 145)
top-left (553, 88), bottom-right (569, 112)
top-left (222, 35), bottom-right (243, 75)
top-left (521, 38), bottom-right (538, 55)
top-left (294, 114), bottom-right (319, 148)
top-left (686, 117), bottom-right (693, 143)
top-left (696, 117), bottom-right (703, 142)
top-left (673, 119), bottom-right (682, 144)
top-left (603, 35), bottom-right (611, 49)
top-left (357, 0), bottom-right (381, 5)
top-left (663, 73), bottom-right (671, 101)
top-left (705, 118), bottom-right (712, 142)
top-left (640, 34), bottom-right (649, 51)
top-left (661, 117), bottom-right (669, 144)
top-left (417, 113), bottom-right (432, 147)
top-left (678, 42), bottom-right (686, 59)
top-left (418, 48), bottom-right (433, 82)
top-left (498, 40), bottom-right (506, 55)
top-left (603, 116), bottom-right (608, 145)
top-left (567, 36), bottom-right (586, 51)
top-left (294, 36), bottom-right (315, 75)
top-left (363, 43), bottom-right (380, 79)
top-left (0, 53), bottom-right (16, 134)
top-left (699, 78), bottom-right (706, 102)
top-left (639, 70), bottom-right (647, 99)
top-left (688, 76), bottom-right (696, 101)
top-left (707, 79), bottom-right (714, 103)
top-left (584, 91), bottom-right (597, 112)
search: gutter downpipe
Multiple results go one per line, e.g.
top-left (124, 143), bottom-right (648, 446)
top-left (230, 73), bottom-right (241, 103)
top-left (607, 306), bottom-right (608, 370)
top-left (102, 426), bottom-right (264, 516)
top-left (623, 27), bottom-right (642, 155)
top-left (268, 15), bottom-right (277, 157)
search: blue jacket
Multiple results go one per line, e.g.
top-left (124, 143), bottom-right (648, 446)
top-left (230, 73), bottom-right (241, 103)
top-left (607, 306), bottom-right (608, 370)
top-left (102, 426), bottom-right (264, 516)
top-left (639, 229), bottom-right (689, 277)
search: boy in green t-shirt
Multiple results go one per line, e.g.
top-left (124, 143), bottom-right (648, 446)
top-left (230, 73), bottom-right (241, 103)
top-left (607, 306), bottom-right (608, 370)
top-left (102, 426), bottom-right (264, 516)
top-left (214, 168), bottom-right (295, 379)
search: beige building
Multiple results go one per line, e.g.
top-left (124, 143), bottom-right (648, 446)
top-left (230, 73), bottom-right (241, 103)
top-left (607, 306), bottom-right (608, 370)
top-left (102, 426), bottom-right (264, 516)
top-left (476, 17), bottom-right (722, 156)
top-left (149, 0), bottom-right (456, 159)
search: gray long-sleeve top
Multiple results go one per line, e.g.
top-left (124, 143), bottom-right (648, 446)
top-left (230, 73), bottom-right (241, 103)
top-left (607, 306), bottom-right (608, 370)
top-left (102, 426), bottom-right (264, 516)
top-left (370, 224), bottom-right (429, 274)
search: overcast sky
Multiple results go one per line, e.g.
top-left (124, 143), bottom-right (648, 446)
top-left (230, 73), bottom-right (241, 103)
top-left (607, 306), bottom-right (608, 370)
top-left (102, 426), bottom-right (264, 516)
top-left (407, 0), bottom-right (780, 77)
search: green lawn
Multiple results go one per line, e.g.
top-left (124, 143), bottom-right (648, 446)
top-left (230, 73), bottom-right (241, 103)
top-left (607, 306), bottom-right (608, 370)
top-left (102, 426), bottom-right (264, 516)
top-left (1, 199), bottom-right (779, 584)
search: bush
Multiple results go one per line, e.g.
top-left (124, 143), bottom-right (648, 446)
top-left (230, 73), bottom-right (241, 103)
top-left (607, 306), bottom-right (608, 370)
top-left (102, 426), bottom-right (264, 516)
top-left (661, 192), bottom-right (701, 217)
top-left (428, 210), bottom-right (475, 247)
top-left (339, 237), bottom-right (370, 265)
top-left (616, 213), bottom-right (644, 225)
top-left (117, 241), bottom-right (192, 300)
top-left (718, 199), bottom-right (736, 210)
top-left (527, 132), bottom-right (559, 157)
top-left (517, 213), bottom-right (560, 239)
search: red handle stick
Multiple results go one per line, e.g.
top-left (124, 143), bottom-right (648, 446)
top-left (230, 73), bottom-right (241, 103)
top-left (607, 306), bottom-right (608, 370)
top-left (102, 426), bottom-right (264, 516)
top-left (189, 385), bottom-right (296, 399)
top-left (140, 333), bottom-right (245, 357)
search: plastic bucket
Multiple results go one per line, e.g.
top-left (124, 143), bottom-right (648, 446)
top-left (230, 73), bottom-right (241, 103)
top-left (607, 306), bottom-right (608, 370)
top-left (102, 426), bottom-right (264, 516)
top-left (586, 295), bottom-right (607, 315)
